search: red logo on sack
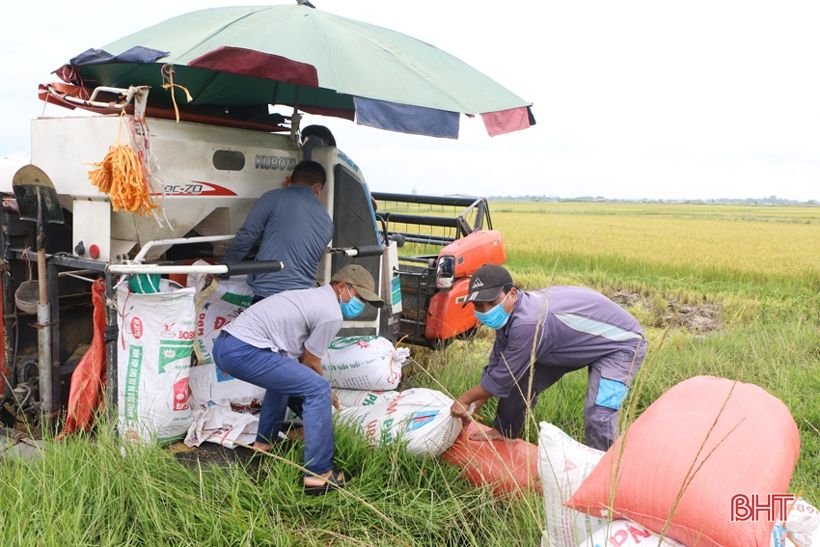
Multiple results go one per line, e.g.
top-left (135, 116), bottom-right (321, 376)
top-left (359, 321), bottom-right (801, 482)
top-left (173, 378), bottom-right (190, 411)
top-left (131, 317), bottom-right (143, 339)
top-left (213, 316), bottom-right (227, 330)
top-left (605, 524), bottom-right (652, 545)
top-left (160, 320), bottom-right (177, 339)
top-left (197, 312), bottom-right (206, 336)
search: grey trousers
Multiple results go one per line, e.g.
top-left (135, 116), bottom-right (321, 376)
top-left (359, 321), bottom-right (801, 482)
top-left (492, 342), bottom-right (646, 450)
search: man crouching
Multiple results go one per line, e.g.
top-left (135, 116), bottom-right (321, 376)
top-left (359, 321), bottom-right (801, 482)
top-left (451, 264), bottom-right (645, 451)
top-left (213, 264), bottom-right (383, 494)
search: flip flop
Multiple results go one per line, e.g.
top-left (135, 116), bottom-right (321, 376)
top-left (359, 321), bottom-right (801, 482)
top-left (303, 470), bottom-right (347, 496)
top-left (248, 439), bottom-right (295, 460)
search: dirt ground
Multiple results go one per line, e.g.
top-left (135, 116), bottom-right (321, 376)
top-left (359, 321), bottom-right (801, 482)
top-left (608, 289), bottom-right (722, 334)
top-left (170, 441), bottom-right (267, 471)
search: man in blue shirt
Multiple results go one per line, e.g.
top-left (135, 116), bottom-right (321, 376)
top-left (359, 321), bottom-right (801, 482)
top-left (222, 160), bottom-right (334, 301)
top-left (451, 265), bottom-right (646, 450)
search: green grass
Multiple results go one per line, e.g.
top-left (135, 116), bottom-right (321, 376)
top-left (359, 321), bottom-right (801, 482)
top-left (1, 201), bottom-right (818, 545)
top-left (0, 423), bottom-right (542, 546)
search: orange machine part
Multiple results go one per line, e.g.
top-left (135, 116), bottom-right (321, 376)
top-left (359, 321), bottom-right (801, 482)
top-left (442, 422), bottom-right (540, 496)
top-left (424, 277), bottom-right (476, 340)
top-left (439, 229), bottom-right (505, 279)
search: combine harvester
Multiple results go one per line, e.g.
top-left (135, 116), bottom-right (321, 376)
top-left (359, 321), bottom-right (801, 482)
top-left (0, 104), bottom-right (510, 429)
top-left (0, 5), bottom-right (534, 493)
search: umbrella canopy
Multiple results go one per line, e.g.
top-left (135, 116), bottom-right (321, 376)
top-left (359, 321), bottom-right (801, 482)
top-left (54, 4), bottom-right (534, 138)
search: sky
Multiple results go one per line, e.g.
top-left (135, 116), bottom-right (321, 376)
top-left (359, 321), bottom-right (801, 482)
top-left (1, 1), bottom-right (818, 200)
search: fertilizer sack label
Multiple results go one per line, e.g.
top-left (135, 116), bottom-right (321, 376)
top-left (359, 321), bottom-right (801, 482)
top-left (158, 340), bottom-right (194, 373)
top-left (117, 284), bottom-right (196, 444)
top-left (576, 519), bottom-right (684, 547)
top-left (538, 422), bottom-right (608, 547)
top-left (338, 388), bottom-right (461, 457)
top-left (322, 336), bottom-right (410, 390)
top-left (193, 277), bottom-right (254, 367)
top-left (188, 277), bottom-right (264, 407)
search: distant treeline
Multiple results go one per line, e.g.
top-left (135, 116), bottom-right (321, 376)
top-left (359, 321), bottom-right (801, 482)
top-left (486, 195), bottom-right (818, 205)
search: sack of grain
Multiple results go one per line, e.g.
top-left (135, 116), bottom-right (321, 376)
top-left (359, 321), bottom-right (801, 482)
top-left (338, 388), bottom-right (461, 457)
top-left (567, 376), bottom-right (800, 547)
top-left (188, 276), bottom-right (264, 407)
top-left (333, 388), bottom-right (400, 409)
top-left (117, 283), bottom-right (195, 443)
top-left (538, 422), bottom-right (607, 547)
top-left (443, 422), bottom-right (539, 496)
top-left (192, 277), bottom-right (254, 366)
top-left (322, 335), bottom-right (409, 390)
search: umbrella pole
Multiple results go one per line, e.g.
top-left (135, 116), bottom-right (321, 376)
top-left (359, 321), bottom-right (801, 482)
top-left (35, 192), bottom-right (54, 430)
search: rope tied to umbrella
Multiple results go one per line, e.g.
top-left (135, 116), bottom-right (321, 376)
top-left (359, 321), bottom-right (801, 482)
top-left (160, 64), bottom-right (193, 123)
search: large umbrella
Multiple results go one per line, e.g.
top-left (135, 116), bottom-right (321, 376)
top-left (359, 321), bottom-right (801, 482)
top-left (49, 3), bottom-right (534, 138)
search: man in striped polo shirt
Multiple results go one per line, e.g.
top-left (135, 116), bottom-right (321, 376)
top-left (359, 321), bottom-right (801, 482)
top-left (450, 264), bottom-right (646, 450)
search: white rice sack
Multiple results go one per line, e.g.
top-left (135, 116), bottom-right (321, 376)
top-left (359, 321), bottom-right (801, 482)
top-left (338, 388), bottom-right (461, 457)
top-left (577, 519), bottom-right (685, 547)
top-left (771, 498), bottom-right (820, 547)
top-left (187, 276), bottom-right (264, 407)
top-left (188, 363), bottom-right (266, 408)
top-left (117, 284), bottom-right (196, 444)
top-left (333, 389), bottom-right (400, 409)
top-left (193, 276), bottom-right (254, 366)
top-left (322, 335), bottom-right (409, 390)
top-left (538, 422), bottom-right (608, 547)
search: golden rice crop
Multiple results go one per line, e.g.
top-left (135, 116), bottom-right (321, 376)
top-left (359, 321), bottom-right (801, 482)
top-left (491, 202), bottom-right (819, 277)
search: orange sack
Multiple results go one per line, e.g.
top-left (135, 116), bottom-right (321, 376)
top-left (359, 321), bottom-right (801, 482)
top-left (566, 375), bottom-right (800, 547)
top-left (59, 279), bottom-right (107, 437)
top-left (442, 422), bottom-right (540, 496)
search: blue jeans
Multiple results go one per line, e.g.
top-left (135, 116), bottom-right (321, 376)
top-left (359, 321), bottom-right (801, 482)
top-left (212, 331), bottom-right (334, 475)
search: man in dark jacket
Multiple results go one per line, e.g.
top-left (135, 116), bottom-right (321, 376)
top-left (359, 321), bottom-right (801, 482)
top-left (451, 264), bottom-right (646, 450)
top-left (222, 160), bottom-right (333, 302)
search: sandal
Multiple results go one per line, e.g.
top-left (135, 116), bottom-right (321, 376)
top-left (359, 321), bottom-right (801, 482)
top-left (303, 470), bottom-right (347, 496)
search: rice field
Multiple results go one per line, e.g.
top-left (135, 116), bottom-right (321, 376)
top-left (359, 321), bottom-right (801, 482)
top-left (1, 201), bottom-right (817, 546)
top-left (494, 201), bottom-right (819, 279)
